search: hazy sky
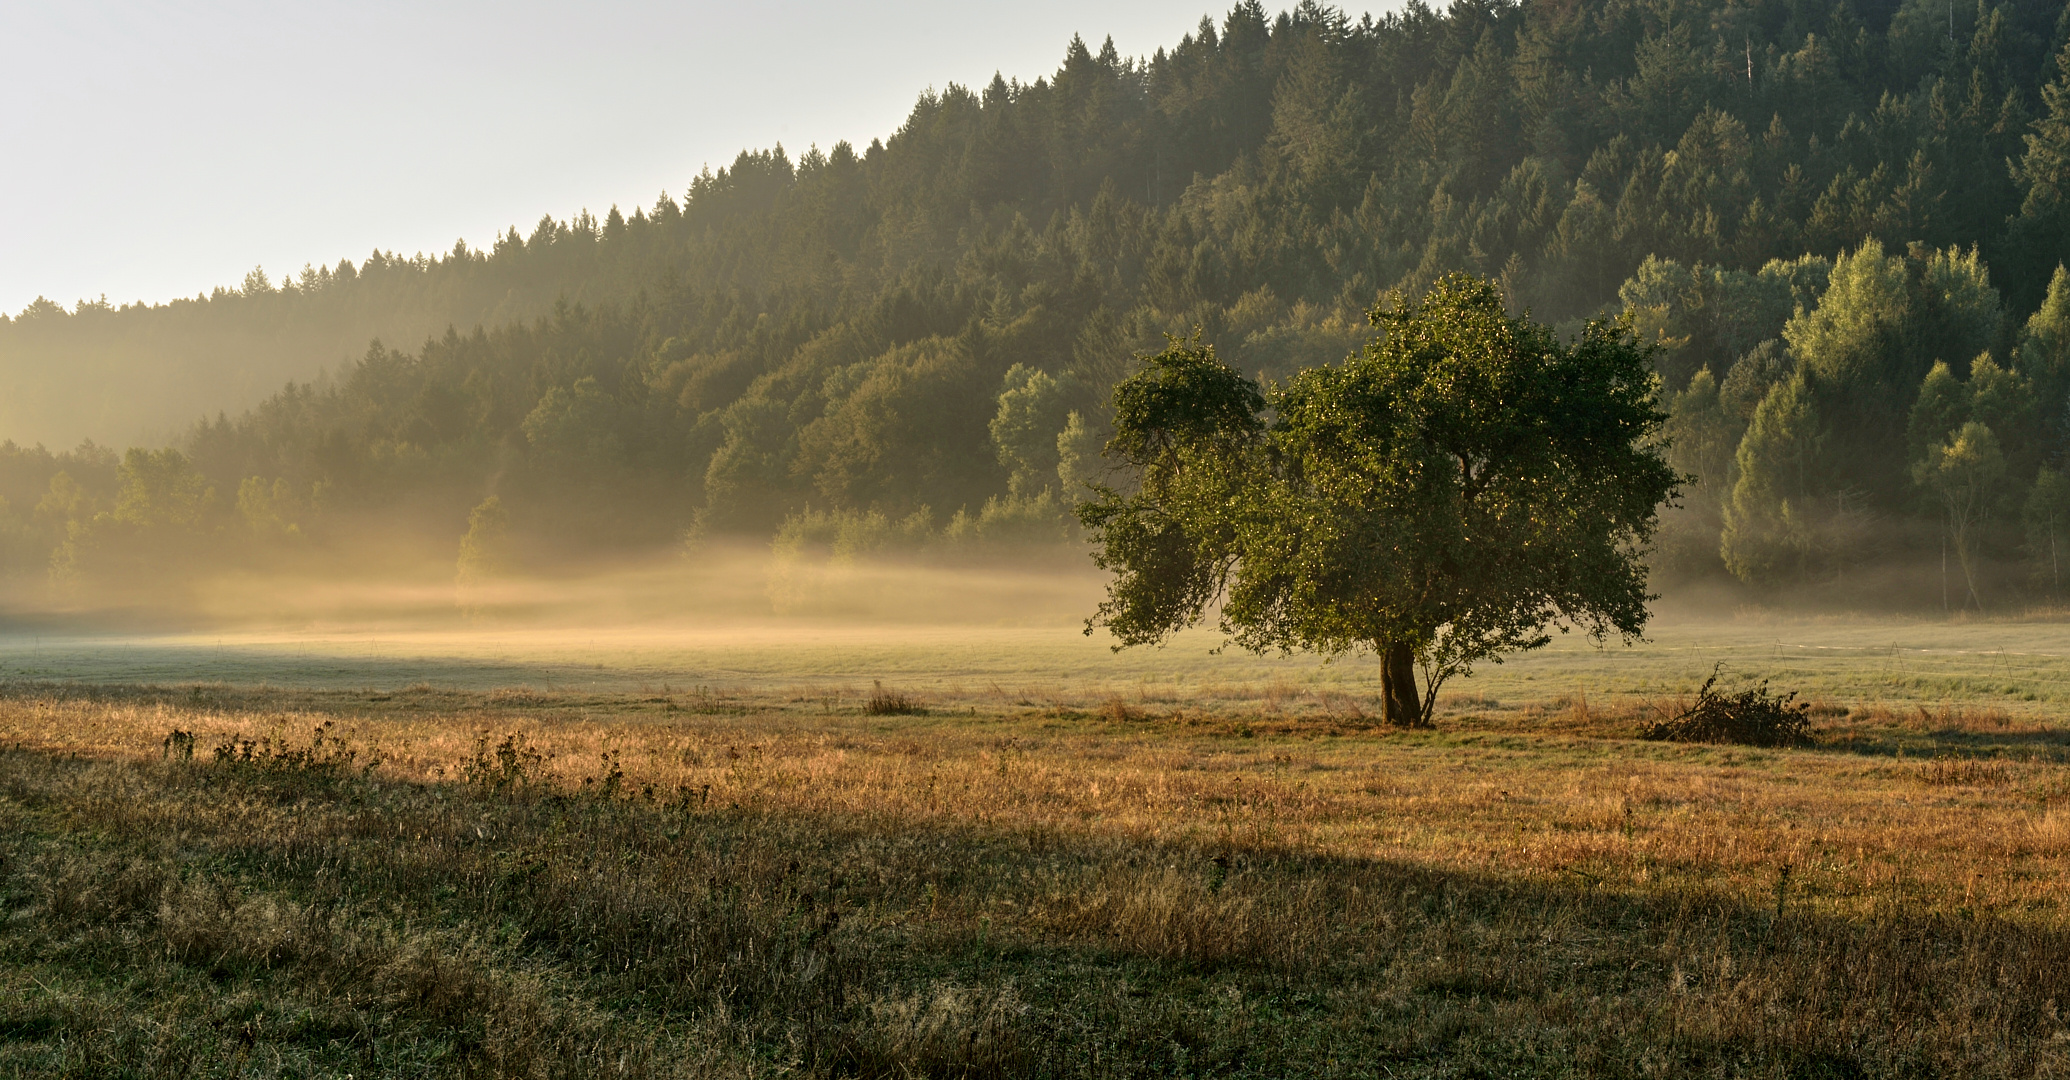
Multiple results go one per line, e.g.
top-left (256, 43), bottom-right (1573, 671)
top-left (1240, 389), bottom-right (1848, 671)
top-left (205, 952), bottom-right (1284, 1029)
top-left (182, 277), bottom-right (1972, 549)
top-left (3, 1), bottom-right (1393, 317)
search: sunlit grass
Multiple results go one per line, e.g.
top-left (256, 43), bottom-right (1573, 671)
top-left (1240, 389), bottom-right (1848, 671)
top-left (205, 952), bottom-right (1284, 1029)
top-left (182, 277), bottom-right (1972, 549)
top-left (4, 675), bottom-right (2067, 924)
top-left (2, 607), bottom-right (2069, 1074)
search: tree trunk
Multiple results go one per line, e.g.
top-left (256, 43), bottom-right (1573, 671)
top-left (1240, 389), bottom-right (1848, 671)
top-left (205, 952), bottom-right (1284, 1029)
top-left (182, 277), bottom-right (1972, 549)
top-left (1380, 642), bottom-right (1424, 726)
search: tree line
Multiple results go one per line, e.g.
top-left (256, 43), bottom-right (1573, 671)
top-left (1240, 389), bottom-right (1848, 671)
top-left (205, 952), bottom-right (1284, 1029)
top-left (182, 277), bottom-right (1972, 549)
top-left (1653, 246), bottom-right (2070, 606)
top-left (0, 0), bottom-right (2067, 606)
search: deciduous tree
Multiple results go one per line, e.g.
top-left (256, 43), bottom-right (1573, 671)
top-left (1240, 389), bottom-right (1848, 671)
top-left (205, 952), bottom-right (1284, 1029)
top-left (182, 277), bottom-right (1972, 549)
top-left (1077, 274), bottom-right (1678, 725)
top-left (1915, 421), bottom-right (2007, 610)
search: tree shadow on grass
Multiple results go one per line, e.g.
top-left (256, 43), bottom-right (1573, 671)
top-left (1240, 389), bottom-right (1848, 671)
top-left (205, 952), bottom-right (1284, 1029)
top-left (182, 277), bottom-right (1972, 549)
top-left (1815, 723), bottom-right (2070, 761)
top-left (1, 744), bottom-right (2065, 1078)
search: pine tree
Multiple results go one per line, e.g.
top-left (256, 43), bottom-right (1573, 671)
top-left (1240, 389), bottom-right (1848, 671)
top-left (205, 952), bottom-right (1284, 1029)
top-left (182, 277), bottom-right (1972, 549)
top-left (2014, 40), bottom-right (2070, 223)
top-left (2017, 265), bottom-right (2070, 428)
top-left (2010, 41), bottom-right (2070, 305)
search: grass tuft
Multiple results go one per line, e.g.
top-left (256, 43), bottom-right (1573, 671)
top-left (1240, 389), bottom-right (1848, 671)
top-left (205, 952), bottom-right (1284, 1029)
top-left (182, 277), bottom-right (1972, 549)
top-left (865, 680), bottom-right (925, 715)
top-left (1098, 697), bottom-right (1147, 722)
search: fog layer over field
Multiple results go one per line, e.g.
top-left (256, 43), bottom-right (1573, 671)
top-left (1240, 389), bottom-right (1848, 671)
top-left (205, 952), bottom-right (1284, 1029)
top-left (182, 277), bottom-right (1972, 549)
top-left (0, 540), bottom-right (1104, 629)
top-left (0, 538), bottom-right (2065, 722)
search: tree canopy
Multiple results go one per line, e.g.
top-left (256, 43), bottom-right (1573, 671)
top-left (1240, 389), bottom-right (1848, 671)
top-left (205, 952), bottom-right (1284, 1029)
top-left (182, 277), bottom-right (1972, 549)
top-left (1079, 274), bottom-right (1679, 724)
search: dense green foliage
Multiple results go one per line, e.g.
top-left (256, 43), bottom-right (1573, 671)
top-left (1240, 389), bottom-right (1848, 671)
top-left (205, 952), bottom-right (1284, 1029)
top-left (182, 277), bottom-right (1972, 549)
top-left (1080, 274), bottom-right (1677, 723)
top-left (1662, 245), bottom-right (2070, 604)
top-left (1, 0), bottom-right (2069, 603)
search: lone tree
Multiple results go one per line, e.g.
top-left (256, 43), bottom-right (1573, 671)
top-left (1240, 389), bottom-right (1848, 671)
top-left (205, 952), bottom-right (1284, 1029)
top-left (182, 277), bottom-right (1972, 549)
top-left (1077, 273), bottom-right (1681, 726)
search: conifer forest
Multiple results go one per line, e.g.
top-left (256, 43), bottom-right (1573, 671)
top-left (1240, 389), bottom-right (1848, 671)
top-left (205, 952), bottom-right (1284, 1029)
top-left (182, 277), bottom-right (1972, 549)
top-left (5, 0), bottom-right (2070, 603)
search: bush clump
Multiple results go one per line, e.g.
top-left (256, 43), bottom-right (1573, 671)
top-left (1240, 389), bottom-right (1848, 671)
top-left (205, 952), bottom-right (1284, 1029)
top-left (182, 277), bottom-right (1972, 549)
top-left (1641, 667), bottom-right (1814, 748)
top-left (865, 681), bottom-right (925, 716)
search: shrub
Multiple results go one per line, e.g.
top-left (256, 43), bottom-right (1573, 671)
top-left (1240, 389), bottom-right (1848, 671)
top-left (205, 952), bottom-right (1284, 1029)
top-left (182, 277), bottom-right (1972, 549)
top-left (865, 681), bottom-right (925, 716)
top-left (1641, 666), bottom-right (1814, 747)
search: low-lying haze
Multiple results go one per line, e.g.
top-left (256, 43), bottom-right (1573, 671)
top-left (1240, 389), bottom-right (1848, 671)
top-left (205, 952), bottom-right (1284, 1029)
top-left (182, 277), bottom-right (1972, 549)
top-left (0, 542), bottom-right (2063, 718)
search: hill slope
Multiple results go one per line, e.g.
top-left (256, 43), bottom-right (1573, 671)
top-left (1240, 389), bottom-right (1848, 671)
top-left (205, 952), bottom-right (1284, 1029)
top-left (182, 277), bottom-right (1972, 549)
top-left (4, 0), bottom-right (2070, 605)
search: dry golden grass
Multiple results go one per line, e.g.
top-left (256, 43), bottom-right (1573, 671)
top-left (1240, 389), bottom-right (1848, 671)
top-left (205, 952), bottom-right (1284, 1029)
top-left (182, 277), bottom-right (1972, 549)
top-left (6, 679), bottom-right (2070, 1076)
top-left (3, 680), bottom-right (2066, 926)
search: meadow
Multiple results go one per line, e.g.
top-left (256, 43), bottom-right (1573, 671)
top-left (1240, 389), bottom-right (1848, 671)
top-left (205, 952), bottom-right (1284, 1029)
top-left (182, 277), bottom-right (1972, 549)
top-left (2, 603), bottom-right (2069, 1076)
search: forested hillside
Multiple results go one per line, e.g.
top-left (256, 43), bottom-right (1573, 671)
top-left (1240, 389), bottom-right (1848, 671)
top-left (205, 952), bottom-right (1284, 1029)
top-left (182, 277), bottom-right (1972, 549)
top-left (5, 0), bottom-right (2070, 608)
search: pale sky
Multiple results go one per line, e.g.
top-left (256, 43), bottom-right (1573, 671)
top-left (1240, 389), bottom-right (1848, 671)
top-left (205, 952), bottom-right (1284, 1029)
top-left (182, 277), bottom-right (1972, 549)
top-left (3, 1), bottom-right (1392, 316)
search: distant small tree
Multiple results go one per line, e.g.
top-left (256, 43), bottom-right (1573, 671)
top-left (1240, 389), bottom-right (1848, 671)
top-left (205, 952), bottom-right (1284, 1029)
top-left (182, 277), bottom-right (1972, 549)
top-left (1652, 366), bottom-right (1738, 576)
top-left (456, 495), bottom-right (512, 600)
top-left (111, 448), bottom-right (213, 530)
top-left (1663, 367), bottom-right (1739, 512)
top-left (1055, 410), bottom-right (1101, 501)
top-left (1781, 239), bottom-right (2003, 503)
top-left (1720, 372), bottom-right (1823, 584)
top-left (1968, 357), bottom-right (2040, 478)
top-left (1077, 274), bottom-right (1679, 726)
top-left (2024, 466), bottom-right (2070, 598)
top-left (50, 449), bottom-right (219, 585)
top-left (521, 377), bottom-right (624, 467)
top-left (990, 365), bottom-right (1083, 497)
top-left (1907, 361), bottom-right (1972, 463)
top-left (1914, 421), bottom-right (2006, 611)
top-left (237, 477), bottom-right (317, 540)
